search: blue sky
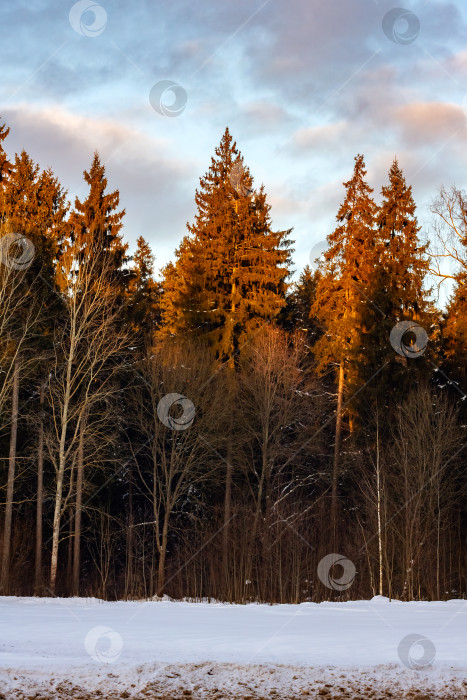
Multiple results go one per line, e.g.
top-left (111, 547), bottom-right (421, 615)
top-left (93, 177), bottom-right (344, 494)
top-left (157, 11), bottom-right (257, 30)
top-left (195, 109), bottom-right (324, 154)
top-left (1, 0), bottom-right (467, 299)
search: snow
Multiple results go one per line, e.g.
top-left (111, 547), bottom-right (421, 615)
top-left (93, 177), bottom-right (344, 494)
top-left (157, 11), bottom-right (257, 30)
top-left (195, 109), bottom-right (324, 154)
top-left (0, 595), bottom-right (466, 697)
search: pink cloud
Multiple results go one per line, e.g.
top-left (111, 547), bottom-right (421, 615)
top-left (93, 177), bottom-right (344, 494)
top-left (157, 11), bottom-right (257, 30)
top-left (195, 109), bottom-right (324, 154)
top-left (394, 102), bottom-right (467, 146)
top-left (293, 122), bottom-right (347, 150)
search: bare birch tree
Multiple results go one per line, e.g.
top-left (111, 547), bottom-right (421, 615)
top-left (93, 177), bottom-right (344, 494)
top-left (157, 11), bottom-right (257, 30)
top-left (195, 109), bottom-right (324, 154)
top-left (46, 251), bottom-right (130, 593)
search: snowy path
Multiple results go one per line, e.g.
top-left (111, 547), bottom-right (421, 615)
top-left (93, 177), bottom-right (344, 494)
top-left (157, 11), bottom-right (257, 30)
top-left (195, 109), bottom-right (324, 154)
top-left (0, 596), bottom-right (466, 698)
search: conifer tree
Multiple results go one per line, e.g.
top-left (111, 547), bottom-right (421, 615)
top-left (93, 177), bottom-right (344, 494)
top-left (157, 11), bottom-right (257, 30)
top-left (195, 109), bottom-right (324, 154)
top-left (126, 235), bottom-right (161, 342)
top-left (2, 152), bottom-right (65, 288)
top-left (1, 152), bottom-right (67, 338)
top-left (359, 159), bottom-right (430, 410)
top-left (0, 150), bottom-right (66, 373)
top-left (36, 168), bottom-right (70, 288)
top-left (161, 128), bottom-right (292, 364)
top-left (3, 150), bottom-right (40, 231)
top-left (311, 154), bottom-right (378, 544)
top-left (161, 129), bottom-right (292, 573)
top-left (443, 284), bottom-right (467, 386)
top-left (69, 152), bottom-right (128, 289)
top-left (377, 159), bottom-right (428, 318)
top-left (279, 265), bottom-right (320, 340)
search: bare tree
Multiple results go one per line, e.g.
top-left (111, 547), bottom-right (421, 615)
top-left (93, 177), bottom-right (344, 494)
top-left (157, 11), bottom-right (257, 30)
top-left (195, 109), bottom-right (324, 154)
top-left (128, 338), bottom-right (227, 596)
top-left (237, 326), bottom-right (323, 596)
top-left (46, 252), bottom-right (130, 593)
top-left (430, 186), bottom-right (467, 288)
top-left (388, 387), bottom-right (464, 599)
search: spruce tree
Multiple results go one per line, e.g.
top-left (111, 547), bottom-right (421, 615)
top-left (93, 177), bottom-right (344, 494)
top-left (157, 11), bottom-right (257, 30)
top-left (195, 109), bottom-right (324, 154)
top-left (3, 150), bottom-right (40, 231)
top-left (312, 155), bottom-right (378, 374)
top-left (376, 159), bottom-right (428, 318)
top-left (311, 154), bottom-right (378, 545)
top-left (126, 235), bottom-right (161, 342)
top-left (161, 128), bottom-right (292, 364)
top-left (443, 283), bottom-right (467, 384)
top-left (359, 159), bottom-right (430, 409)
top-left (69, 152), bottom-right (128, 289)
top-left (279, 265), bottom-right (322, 347)
top-left (443, 256), bottom-right (467, 387)
top-left (2, 151), bottom-right (63, 292)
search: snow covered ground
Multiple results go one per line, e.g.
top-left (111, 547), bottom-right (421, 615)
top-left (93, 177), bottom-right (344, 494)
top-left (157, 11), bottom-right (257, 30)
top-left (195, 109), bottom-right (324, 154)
top-left (0, 595), bottom-right (466, 698)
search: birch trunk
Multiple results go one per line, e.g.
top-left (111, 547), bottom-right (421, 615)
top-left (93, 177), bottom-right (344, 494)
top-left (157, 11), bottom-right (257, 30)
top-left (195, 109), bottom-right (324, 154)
top-left (72, 412), bottom-right (86, 596)
top-left (0, 356), bottom-right (20, 594)
top-left (34, 381), bottom-right (45, 594)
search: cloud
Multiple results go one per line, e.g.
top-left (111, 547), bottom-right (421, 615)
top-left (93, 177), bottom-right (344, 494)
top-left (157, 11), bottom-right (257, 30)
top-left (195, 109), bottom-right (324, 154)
top-left (240, 100), bottom-right (290, 130)
top-left (394, 102), bottom-right (467, 146)
top-left (292, 122), bottom-right (347, 150)
top-left (446, 48), bottom-right (467, 77)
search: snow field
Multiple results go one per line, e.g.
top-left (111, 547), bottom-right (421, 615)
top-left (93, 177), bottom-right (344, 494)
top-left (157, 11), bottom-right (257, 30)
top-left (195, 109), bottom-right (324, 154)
top-left (0, 596), bottom-right (466, 698)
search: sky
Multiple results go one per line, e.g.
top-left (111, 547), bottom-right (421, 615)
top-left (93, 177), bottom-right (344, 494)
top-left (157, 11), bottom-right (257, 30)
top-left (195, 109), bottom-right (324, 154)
top-left (1, 0), bottom-right (467, 298)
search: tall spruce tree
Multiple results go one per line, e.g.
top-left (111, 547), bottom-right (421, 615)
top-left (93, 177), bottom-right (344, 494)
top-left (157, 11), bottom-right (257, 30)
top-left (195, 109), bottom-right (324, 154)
top-left (161, 128), bottom-right (292, 575)
top-left (69, 152), bottom-right (128, 290)
top-left (311, 154), bottom-right (378, 545)
top-left (161, 128), bottom-right (292, 364)
top-left (359, 159), bottom-right (430, 411)
top-left (2, 152), bottom-right (67, 328)
top-left (376, 159), bottom-right (428, 318)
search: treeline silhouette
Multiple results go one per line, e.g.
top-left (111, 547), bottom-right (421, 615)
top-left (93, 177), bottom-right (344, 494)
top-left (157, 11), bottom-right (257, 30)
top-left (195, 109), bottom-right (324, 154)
top-left (0, 123), bottom-right (465, 602)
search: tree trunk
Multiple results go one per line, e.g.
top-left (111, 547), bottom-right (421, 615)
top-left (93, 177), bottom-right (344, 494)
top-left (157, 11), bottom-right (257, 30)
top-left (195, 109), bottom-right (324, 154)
top-left (50, 457), bottom-right (65, 593)
top-left (331, 359), bottom-right (344, 549)
top-left (375, 412), bottom-right (383, 596)
top-left (72, 412), bottom-right (86, 596)
top-left (50, 335), bottom-right (74, 594)
top-left (0, 356), bottom-right (20, 594)
top-left (436, 491), bottom-right (441, 601)
top-left (223, 372), bottom-right (235, 595)
top-left (157, 516), bottom-right (169, 596)
top-left (222, 435), bottom-right (233, 582)
top-left (34, 382), bottom-right (45, 595)
top-left (125, 466), bottom-right (134, 598)
top-left (248, 440), bottom-right (268, 590)
top-left (66, 504), bottom-right (74, 589)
